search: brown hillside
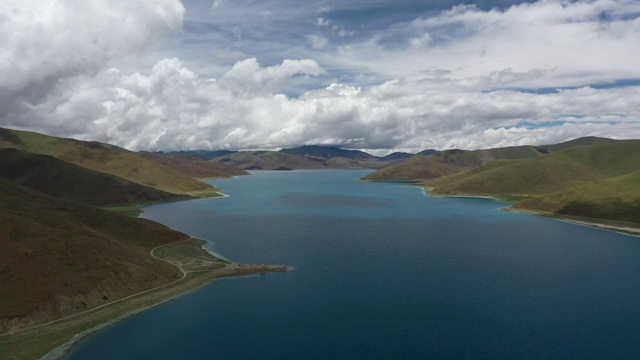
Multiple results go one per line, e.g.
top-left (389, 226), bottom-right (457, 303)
top-left (138, 151), bottom-right (248, 178)
top-left (0, 178), bottom-right (187, 331)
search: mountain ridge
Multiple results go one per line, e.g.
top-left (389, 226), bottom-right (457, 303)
top-left (0, 149), bottom-right (190, 206)
top-left (0, 128), bottom-right (220, 197)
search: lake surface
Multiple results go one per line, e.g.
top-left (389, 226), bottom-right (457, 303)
top-left (68, 170), bottom-right (640, 359)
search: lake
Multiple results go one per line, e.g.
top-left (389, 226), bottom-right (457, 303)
top-left (67, 170), bottom-right (640, 359)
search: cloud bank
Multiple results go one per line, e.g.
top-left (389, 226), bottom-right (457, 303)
top-left (1, 0), bottom-right (639, 153)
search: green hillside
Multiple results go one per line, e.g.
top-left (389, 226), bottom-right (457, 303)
top-left (0, 149), bottom-right (189, 206)
top-left (513, 171), bottom-right (640, 224)
top-left (362, 145), bottom-right (544, 181)
top-left (0, 128), bottom-right (219, 196)
top-left (363, 137), bottom-right (624, 181)
top-left (421, 140), bottom-right (640, 225)
top-left (427, 141), bottom-right (640, 196)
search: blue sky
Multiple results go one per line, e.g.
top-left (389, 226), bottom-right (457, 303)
top-left (2, 0), bottom-right (640, 153)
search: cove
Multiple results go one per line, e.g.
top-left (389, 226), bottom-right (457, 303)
top-left (66, 170), bottom-right (640, 359)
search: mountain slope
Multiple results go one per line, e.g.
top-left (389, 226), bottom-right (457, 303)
top-left (160, 150), bottom-right (238, 160)
top-left (280, 145), bottom-right (378, 161)
top-left (420, 141), bottom-right (640, 225)
top-left (138, 151), bottom-right (248, 178)
top-left (0, 128), bottom-right (218, 196)
top-left (513, 171), bottom-right (640, 224)
top-left (363, 145), bottom-right (544, 181)
top-left (426, 141), bottom-right (640, 196)
top-left (0, 149), bottom-right (189, 206)
top-left (212, 151), bottom-right (372, 170)
top-left (0, 178), bottom-right (187, 329)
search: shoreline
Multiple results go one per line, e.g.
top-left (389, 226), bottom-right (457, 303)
top-left (0, 238), bottom-right (289, 360)
top-left (43, 265), bottom-right (288, 360)
top-left (419, 187), bottom-right (640, 237)
top-left (506, 207), bottom-right (640, 236)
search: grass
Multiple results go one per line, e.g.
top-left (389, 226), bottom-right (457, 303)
top-left (363, 136), bottom-right (627, 182)
top-left (0, 149), bottom-right (192, 206)
top-left (0, 128), bottom-right (218, 196)
top-left (419, 141), bottom-right (640, 226)
top-left (513, 171), bottom-right (640, 223)
top-left (99, 206), bottom-right (143, 217)
top-left (427, 141), bottom-right (640, 197)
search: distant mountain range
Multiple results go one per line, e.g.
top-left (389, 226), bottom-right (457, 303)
top-left (363, 136), bottom-right (640, 226)
top-left (159, 145), bottom-right (417, 171)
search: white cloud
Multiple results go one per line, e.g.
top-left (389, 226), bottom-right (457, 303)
top-left (332, 0), bottom-right (640, 88)
top-left (0, 0), bottom-right (184, 91)
top-left (315, 17), bottom-right (331, 27)
top-left (0, 0), bottom-right (184, 121)
top-left (6, 57), bottom-right (639, 153)
top-left (220, 58), bottom-right (326, 95)
top-left (2, 0), bottom-right (640, 154)
top-left (307, 35), bottom-right (329, 50)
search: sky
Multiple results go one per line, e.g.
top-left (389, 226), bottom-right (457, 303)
top-left (1, 0), bottom-right (640, 154)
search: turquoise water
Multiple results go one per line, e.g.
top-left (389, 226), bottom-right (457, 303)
top-left (68, 170), bottom-right (640, 359)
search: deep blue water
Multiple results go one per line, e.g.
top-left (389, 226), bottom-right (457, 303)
top-left (68, 170), bottom-right (640, 359)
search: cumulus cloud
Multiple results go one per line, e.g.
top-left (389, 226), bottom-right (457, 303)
top-left (220, 58), bottom-right (326, 95)
top-left (2, 0), bottom-right (640, 154)
top-left (0, 0), bottom-right (184, 117)
top-left (5, 57), bottom-right (639, 153)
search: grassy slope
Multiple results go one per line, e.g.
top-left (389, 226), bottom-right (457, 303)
top-left (363, 137), bottom-right (623, 181)
top-left (0, 128), bottom-right (218, 196)
top-left (0, 149), bottom-right (189, 206)
top-left (513, 171), bottom-right (640, 224)
top-left (427, 141), bottom-right (640, 196)
top-left (423, 141), bottom-right (640, 224)
top-left (138, 151), bottom-right (248, 178)
top-left (0, 178), bottom-right (188, 331)
top-left (363, 145), bottom-right (543, 181)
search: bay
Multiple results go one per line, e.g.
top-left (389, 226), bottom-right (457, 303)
top-left (67, 170), bottom-right (640, 359)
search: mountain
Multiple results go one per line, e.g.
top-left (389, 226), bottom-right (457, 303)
top-left (159, 150), bottom-right (238, 161)
top-left (417, 149), bottom-right (437, 156)
top-left (513, 171), bottom-right (640, 224)
top-left (0, 149), bottom-right (189, 206)
top-left (362, 145), bottom-right (542, 181)
top-left (382, 152), bottom-right (415, 161)
top-left (212, 146), bottom-right (416, 170)
top-left (280, 145), bottom-right (378, 161)
top-left (362, 138), bottom-right (623, 181)
top-left (534, 136), bottom-right (624, 153)
top-left (213, 151), bottom-right (368, 170)
top-left (138, 151), bottom-right (248, 178)
top-left (422, 140), bottom-right (640, 225)
top-left (426, 141), bottom-right (640, 196)
top-left (0, 177), bottom-right (187, 330)
top-left (0, 128), bottom-right (219, 196)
